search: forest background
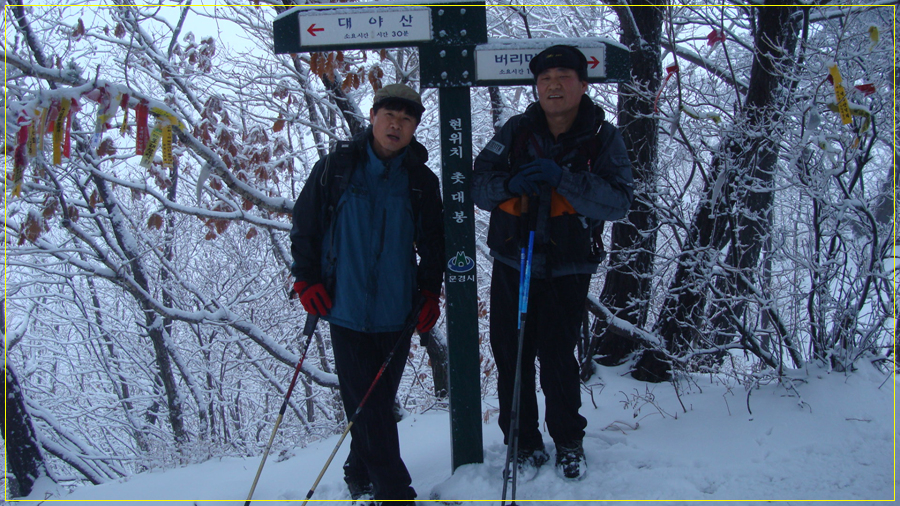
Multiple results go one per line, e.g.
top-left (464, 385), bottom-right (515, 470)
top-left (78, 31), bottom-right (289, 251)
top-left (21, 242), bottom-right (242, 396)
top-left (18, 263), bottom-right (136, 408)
top-left (2, 1), bottom-right (896, 498)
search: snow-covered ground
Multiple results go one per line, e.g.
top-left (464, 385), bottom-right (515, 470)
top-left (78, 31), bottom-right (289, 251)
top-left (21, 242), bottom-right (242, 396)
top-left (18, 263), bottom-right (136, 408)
top-left (19, 362), bottom-right (896, 505)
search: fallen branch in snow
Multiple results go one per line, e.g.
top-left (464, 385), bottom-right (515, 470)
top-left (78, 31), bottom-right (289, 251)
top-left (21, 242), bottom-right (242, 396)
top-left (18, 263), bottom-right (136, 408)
top-left (601, 420), bottom-right (639, 435)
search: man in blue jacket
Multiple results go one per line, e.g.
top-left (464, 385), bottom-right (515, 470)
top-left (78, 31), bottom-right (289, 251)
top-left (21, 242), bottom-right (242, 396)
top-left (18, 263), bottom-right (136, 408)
top-left (473, 45), bottom-right (633, 481)
top-left (290, 84), bottom-right (444, 504)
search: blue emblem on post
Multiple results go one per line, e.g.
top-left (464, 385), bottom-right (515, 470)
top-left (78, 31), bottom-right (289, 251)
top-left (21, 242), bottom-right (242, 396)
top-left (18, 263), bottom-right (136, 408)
top-left (447, 251), bottom-right (475, 273)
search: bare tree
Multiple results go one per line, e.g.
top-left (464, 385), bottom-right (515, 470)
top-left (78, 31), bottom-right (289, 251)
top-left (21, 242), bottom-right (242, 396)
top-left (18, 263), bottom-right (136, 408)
top-left (584, 5), bottom-right (665, 376)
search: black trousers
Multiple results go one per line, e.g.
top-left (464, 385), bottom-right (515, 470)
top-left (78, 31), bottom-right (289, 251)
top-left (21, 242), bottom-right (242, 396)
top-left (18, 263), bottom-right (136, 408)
top-left (330, 324), bottom-right (415, 501)
top-left (490, 260), bottom-right (589, 450)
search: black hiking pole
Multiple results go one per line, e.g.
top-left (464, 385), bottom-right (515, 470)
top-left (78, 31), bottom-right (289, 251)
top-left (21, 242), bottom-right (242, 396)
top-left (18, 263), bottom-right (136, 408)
top-left (501, 195), bottom-right (536, 506)
top-left (245, 313), bottom-right (319, 506)
top-left (301, 298), bottom-right (425, 506)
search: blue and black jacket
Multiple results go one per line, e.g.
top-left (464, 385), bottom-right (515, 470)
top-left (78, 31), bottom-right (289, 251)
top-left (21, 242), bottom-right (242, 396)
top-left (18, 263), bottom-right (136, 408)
top-left (472, 95), bottom-right (634, 279)
top-left (290, 127), bottom-right (444, 332)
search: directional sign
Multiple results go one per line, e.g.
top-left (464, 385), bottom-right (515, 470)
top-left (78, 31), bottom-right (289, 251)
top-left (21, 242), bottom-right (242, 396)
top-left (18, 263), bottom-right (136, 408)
top-left (274, 6), bottom-right (432, 53)
top-left (474, 38), bottom-right (630, 86)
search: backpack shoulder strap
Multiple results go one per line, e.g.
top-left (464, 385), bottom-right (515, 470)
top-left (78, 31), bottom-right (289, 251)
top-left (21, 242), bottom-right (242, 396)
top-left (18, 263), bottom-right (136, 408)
top-left (407, 167), bottom-right (426, 226)
top-left (324, 140), bottom-right (356, 221)
top-left (592, 120), bottom-right (617, 161)
top-left (507, 121), bottom-right (539, 171)
top-left (581, 120), bottom-right (616, 166)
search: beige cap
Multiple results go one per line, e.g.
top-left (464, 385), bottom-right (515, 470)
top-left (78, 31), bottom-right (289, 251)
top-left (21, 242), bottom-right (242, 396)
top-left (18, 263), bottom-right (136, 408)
top-left (373, 84), bottom-right (425, 114)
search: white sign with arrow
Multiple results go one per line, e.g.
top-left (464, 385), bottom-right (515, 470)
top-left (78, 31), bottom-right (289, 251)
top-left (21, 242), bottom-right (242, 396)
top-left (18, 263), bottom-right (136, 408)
top-left (475, 39), bottom-right (610, 84)
top-left (297, 7), bottom-right (432, 48)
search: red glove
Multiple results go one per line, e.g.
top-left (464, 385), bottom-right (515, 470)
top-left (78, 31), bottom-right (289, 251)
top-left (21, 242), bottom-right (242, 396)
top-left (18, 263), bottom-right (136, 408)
top-left (293, 281), bottom-right (332, 316)
top-left (416, 290), bottom-right (440, 333)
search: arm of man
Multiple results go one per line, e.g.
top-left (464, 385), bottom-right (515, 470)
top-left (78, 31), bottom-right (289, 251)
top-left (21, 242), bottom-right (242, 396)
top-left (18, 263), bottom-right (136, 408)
top-left (472, 116), bottom-right (525, 212)
top-left (556, 124), bottom-right (634, 222)
top-left (290, 157), bottom-right (329, 285)
top-left (414, 170), bottom-right (445, 295)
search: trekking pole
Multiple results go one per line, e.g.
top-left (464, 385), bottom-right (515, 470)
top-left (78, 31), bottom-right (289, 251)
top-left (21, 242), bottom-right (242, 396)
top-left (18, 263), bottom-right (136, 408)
top-left (501, 195), bottom-right (536, 506)
top-left (245, 314), bottom-right (319, 506)
top-left (301, 298), bottom-right (425, 506)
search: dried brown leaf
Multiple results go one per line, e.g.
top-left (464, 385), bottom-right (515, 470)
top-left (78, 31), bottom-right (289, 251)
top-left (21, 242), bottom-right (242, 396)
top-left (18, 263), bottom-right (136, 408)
top-left (73, 19), bottom-right (85, 39)
top-left (148, 213), bottom-right (164, 230)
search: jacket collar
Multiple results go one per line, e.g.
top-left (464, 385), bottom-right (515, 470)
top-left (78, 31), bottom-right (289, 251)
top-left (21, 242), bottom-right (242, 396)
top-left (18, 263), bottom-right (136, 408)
top-left (523, 95), bottom-right (606, 143)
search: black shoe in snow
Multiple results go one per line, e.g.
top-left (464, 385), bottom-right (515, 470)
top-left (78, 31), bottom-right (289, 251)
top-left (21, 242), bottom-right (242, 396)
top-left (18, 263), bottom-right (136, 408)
top-left (344, 457), bottom-right (373, 502)
top-left (514, 444), bottom-right (550, 481)
top-left (555, 441), bottom-right (587, 481)
top-left (346, 478), bottom-right (374, 502)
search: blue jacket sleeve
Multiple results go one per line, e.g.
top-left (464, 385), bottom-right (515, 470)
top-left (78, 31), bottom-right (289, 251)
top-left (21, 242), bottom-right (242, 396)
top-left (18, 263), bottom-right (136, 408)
top-left (472, 116), bottom-right (523, 212)
top-left (556, 124), bottom-right (634, 221)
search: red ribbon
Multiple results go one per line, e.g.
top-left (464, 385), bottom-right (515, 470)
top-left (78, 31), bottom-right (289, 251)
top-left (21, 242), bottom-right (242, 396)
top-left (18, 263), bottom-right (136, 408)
top-left (653, 64), bottom-right (680, 113)
top-left (46, 99), bottom-right (59, 135)
top-left (120, 94), bottom-right (130, 132)
top-left (135, 101), bottom-right (149, 155)
top-left (14, 115), bottom-right (29, 170)
top-left (707, 29), bottom-right (726, 47)
top-left (64, 100), bottom-right (75, 158)
top-left (854, 83), bottom-right (876, 96)
top-left (99, 86), bottom-right (112, 131)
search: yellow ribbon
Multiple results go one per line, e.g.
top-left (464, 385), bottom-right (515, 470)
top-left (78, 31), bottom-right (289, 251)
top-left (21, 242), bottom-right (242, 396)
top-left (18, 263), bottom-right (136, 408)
top-left (27, 109), bottom-right (40, 158)
top-left (10, 164), bottom-right (25, 198)
top-left (828, 65), bottom-right (852, 125)
top-left (151, 107), bottom-right (184, 130)
top-left (53, 99), bottom-right (71, 165)
top-left (868, 26), bottom-right (879, 50)
top-left (140, 122), bottom-right (165, 168)
top-left (162, 125), bottom-right (174, 168)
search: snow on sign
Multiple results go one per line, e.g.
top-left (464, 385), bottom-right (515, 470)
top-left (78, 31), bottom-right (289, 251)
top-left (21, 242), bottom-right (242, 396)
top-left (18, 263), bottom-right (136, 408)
top-left (474, 39), bottom-right (624, 85)
top-left (297, 8), bottom-right (432, 49)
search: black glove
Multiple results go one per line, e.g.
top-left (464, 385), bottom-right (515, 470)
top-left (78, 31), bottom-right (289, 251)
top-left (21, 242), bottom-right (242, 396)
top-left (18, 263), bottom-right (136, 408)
top-left (520, 158), bottom-right (563, 187)
top-left (505, 165), bottom-right (542, 196)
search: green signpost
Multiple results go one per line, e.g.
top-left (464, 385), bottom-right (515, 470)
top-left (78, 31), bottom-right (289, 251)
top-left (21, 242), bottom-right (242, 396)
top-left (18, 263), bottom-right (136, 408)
top-left (419, 3), bottom-right (488, 471)
top-left (273, 2), bottom-right (629, 472)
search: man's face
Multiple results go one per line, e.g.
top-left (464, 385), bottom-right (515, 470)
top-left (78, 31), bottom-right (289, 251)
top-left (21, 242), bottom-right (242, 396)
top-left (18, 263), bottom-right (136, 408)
top-left (369, 106), bottom-right (418, 159)
top-left (536, 67), bottom-right (588, 118)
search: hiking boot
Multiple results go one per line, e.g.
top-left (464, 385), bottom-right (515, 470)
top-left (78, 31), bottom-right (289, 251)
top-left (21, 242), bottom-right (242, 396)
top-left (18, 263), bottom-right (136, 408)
top-left (345, 476), bottom-right (374, 501)
top-left (343, 454), bottom-right (373, 501)
top-left (555, 441), bottom-right (587, 481)
top-left (514, 445), bottom-right (549, 481)
top-left (366, 486), bottom-right (417, 505)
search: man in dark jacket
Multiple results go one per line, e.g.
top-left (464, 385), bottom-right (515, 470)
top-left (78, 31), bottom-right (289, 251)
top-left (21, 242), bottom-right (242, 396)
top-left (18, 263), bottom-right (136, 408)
top-left (472, 45), bottom-right (633, 481)
top-left (290, 84), bottom-right (444, 504)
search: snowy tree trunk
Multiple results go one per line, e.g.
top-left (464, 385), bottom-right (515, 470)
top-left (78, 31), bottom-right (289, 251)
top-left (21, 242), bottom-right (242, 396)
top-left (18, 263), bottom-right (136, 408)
top-left (3, 359), bottom-right (47, 497)
top-left (656, 4), bottom-right (801, 366)
top-left (586, 5), bottom-right (663, 373)
top-left (423, 328), bottom-right (450, 398)
top-left (92, 174), bottom-right (189, 443)
top-left (488, 86), bottom-right (504, 136)
top-left (85, 276), bottom-right (151, 453)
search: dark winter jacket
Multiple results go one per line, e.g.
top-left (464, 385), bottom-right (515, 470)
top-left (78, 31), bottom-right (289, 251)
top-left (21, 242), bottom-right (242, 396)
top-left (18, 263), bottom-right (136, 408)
top-left (472, 95), bottom-right (633, 278)
top-left (290, 127), bottom-right (444, 332)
